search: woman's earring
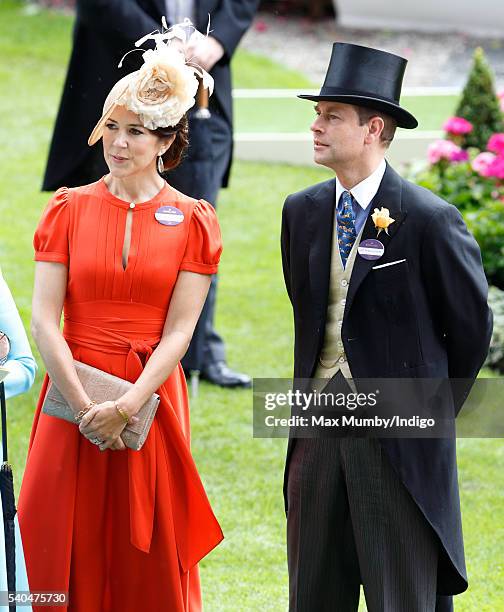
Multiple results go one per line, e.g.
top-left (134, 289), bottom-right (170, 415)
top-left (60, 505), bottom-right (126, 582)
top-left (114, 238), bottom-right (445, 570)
top-left (157, 155), bottom-right (165, 174)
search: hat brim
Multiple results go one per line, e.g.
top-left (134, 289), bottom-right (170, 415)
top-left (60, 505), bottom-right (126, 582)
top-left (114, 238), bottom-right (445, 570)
top-left (298, 93), bottom-right (418, 129)
top-left (88, 77), bottom-right (134, 146)
top-left (88, 102), bottom-right (118, 146)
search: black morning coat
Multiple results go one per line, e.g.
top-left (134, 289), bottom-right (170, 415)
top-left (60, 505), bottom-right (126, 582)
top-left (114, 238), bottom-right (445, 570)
top-left (42, 0), bottom-right (259, 191)
top-left (281, 162), bottom-right (493, 597)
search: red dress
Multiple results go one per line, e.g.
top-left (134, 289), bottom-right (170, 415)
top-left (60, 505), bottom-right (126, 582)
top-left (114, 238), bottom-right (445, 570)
top-left (18, 179), bottom-right (224, 612)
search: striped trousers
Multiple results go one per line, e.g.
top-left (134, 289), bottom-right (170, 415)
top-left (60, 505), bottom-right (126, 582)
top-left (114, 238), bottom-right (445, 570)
top-left (286, 437), bottom-right (452, 611)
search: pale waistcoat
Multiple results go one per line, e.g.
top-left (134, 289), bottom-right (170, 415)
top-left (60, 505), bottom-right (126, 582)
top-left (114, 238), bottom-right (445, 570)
top-left (314, 224), bottom-right (365, 382)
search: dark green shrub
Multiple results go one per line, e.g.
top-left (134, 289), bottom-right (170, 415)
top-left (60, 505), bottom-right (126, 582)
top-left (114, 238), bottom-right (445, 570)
top-left (485, 286), bottom-right (504, 373)
top-left (455, 47), bottom-right (504, 150)
top-left (465, 200), bottom-right (504, 290)
top-left (408, 158), bottom-right (499, 214)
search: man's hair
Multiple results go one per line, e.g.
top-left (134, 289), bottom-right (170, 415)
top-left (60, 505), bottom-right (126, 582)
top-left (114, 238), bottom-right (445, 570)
top-left (356, 106), bottom-right (397, 147)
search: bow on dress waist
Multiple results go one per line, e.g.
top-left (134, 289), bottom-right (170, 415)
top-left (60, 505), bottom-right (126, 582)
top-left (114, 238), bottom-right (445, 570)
top-left (58, 301), bottom-right (223, 567)
top-left (63, 302), bottom-right (164, 554)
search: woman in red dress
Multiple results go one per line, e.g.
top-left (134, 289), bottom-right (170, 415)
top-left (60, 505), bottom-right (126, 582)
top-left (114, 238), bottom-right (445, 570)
top-left (18, 24), bottom-right (223, 612)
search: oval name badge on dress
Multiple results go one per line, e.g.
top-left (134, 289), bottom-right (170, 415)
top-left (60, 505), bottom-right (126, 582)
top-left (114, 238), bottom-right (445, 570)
top-left (358, 239), bottom-right (385, 261)
top-left (155, 205), bottom-right (184, 226)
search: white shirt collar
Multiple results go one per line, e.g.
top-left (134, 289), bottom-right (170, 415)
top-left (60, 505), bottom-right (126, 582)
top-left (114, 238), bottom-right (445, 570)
top-left (335, 159), bottom-right (387, 211)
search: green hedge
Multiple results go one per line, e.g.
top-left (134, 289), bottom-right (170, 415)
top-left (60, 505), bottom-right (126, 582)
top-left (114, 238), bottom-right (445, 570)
top-left (485, 286), bottom-right (504, 372)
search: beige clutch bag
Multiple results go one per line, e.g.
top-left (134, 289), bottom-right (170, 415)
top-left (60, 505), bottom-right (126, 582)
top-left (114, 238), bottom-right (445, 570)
top-left (41, 360), bottom-right (160, 451)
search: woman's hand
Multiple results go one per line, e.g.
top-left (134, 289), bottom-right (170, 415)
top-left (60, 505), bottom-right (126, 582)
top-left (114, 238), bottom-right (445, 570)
top-left (78, 401), bottom-right (138, 451)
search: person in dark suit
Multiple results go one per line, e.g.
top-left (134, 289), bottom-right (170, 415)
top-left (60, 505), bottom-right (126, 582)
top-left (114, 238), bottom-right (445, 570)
top-left (281, 43), bottom-right (493, 611)
top-left (42, 0), bottom-right (259, 387)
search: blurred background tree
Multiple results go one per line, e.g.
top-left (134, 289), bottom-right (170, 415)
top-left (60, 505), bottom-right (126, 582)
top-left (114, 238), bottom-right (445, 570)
top-left (455, 47), bottom-right (504, 150)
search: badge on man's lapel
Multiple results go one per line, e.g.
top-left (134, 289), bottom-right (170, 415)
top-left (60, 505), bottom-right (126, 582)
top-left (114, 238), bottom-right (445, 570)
top-left (356, 206), bottom-right (406, 263)
top-left (357, 239), bottom-right (385, 261)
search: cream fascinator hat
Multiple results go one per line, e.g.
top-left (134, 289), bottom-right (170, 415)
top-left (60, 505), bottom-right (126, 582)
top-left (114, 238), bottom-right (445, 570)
top-left (88, 18), bottom-right (214, 146)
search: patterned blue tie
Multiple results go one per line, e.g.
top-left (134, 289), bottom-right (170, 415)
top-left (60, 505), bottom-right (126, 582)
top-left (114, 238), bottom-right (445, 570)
top-left (337, 191), bottom-right (357, 268)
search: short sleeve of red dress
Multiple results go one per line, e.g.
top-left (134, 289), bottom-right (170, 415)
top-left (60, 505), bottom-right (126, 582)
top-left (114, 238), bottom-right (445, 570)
top-left (180, 199), bottom-right (222, 275)
top-left (33, 187), bottom-right (70, 266)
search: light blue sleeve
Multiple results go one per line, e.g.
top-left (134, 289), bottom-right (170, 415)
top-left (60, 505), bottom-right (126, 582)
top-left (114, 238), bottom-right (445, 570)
top-left (0, 270), bottom-right (37, 399)
top-left (0, 271), bottom-right (35, 609)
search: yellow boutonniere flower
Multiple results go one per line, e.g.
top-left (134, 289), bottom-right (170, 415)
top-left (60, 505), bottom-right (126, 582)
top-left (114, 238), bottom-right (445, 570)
top-left (371, 207), bottom-right (395, 236)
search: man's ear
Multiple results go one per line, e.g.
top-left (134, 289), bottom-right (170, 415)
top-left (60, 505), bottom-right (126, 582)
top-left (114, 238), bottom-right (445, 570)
top-left (365, 116), bottom-right (385, 145)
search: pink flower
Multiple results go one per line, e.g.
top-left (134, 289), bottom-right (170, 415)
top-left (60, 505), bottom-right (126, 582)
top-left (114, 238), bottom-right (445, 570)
top-left (254, 19), bottom-right (268, 32)
top-left (487, 133), bottom-right (504, 155)
top-left (498, 90), bottom-right (504, 112)
top-left (427, 139), bottom-right (464, 164)
top-left (472, 152), bottom-right (497, 176)
top-left (443, 116), bottom-right (473, 135)
top-left (450, 149), bottom-right (469, 162)
top-left (485, 155), bottom-right (504, 179)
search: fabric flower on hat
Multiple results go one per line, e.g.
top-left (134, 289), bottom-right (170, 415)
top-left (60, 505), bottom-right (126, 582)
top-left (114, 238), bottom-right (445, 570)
top-left (126, 45), bottom-right (201, 129)
top-left (88, 18), bottom-right (215, 145)
top-left (442, 116), bottom-right (473, 135)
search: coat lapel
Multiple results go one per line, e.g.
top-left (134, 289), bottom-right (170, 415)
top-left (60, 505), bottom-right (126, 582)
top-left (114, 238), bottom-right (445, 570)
top-left (346, 163), bottom-right (407, 309)
top-left (194, 1), bottom-right (212, 30)
top-left (307, 179), bottom-right (337, 329)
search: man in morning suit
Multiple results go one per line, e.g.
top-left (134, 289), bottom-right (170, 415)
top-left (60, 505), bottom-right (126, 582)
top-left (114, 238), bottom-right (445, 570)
top-left (42, 0), bottom-right (259, 387)
top-left (280, 43), bottom-right (493, 611)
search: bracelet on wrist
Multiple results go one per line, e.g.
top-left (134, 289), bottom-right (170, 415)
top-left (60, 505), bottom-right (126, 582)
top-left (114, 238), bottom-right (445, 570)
top-left (115, 402), bottom-right (130, 424)
top-left (75, 400), bottom-right (96, 423)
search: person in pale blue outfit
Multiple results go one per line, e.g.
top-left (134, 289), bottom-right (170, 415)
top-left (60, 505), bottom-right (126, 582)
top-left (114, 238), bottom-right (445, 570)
top-left (0, 267), bottom-right (36, 609)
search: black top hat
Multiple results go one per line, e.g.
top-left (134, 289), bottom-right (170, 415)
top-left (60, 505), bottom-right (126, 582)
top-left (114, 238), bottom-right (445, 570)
top-left (299, 43), bottom-right (418, 129)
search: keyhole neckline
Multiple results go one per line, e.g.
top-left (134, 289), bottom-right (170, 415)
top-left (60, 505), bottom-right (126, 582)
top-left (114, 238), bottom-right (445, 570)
top-left (98, 176), bottom-right (173, 210)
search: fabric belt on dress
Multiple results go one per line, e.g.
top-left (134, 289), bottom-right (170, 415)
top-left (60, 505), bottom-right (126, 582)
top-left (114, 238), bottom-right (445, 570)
top-left (59, 302), bottom-right (223, 567)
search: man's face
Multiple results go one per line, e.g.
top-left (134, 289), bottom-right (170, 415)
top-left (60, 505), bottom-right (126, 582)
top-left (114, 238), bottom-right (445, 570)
top-left (311, 101), bottom-right (367, 171)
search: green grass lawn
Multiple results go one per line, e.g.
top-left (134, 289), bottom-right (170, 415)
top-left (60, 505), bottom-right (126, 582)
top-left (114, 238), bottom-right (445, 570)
top-left (0, 1), bottom-right (503, 610)
top-left (234, 95), bottom-right (458, 133)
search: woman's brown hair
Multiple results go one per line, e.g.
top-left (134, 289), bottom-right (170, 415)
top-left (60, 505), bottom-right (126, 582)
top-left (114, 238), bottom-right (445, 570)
top-left (152, 115), bottom-right (189, 173)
